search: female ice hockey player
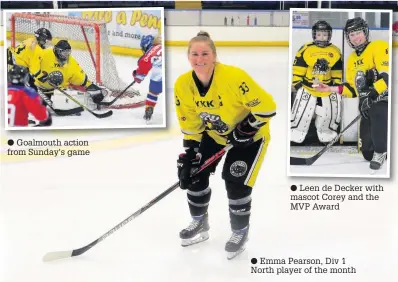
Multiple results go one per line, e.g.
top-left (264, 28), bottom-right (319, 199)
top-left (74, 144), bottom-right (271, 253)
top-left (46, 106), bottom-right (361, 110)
top-left (132, 34), bottom-right (163, 122)
top-left (7, 27), bottom-right (52, 72)
top-left (315, 17), bottom-right (389, 171)
top-left (174, 31), bottom-right (276, 260)
top-left (32, 40), bottom-right (106, 109)
top-left (291, 20), bottom-right (343, 144)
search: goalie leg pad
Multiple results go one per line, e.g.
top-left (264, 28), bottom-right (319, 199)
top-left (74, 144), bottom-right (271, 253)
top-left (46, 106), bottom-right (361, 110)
top-left (290, 88), bottom-right (317, 143)
top-left (315, 93), bottom-right (342, 143)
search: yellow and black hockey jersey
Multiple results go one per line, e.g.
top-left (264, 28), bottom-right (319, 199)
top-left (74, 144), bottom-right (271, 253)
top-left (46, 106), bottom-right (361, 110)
top-left (174, 63), bottom-right (277, 146)
top-left (10, 37), bottom-right (44, 73)
top-left (341, 40), bottom-right (389, 98)
top-left (32, 48), bottom-right (91, 90)
top-left (292, 42), bottom-right (342, 97)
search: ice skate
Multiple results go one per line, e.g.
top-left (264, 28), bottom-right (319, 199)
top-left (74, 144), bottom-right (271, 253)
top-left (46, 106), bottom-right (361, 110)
top-left (369, 152), bottom-right (387, 171)
top-left (225, 226), bottom-right (249, 260)
top-left (180, 213), bottom-right (209, 247)
top-left (143, 106), bottom-right (154, 123)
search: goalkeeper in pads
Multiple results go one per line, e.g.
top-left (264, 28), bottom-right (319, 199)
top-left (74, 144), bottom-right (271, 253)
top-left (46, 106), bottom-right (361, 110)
top-left (32, 40), bottom-right (106, 110)
top-left (291, 20), bottom-right (343, 144)
top-left (315, 17), bottom-right (389, 171)
top-left (174, 31), bottom-right (276, 260)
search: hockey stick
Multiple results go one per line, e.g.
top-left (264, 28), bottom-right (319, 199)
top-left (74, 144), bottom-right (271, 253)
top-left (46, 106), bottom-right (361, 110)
top-left (42, 144), bottom-right (233, 262)
top-left (50, 83), bottom-right (113, 119)
top-left (290, 114), bottom-right (361, 166)
top-left (38, 91), bottom-right (84, 116)
top-left (99, 81), bottom-right (136, 107)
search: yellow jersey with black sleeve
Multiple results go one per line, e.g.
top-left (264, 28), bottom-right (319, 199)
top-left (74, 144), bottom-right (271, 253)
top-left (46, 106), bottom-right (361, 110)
top-left (341, 40), bottom-right (389, 98)
top-left (174, 63), bottom-right (277, 146)
top-left (292, 42), bottom-right (342, 97)
top-left (11, 37), bottom-right (43, 74)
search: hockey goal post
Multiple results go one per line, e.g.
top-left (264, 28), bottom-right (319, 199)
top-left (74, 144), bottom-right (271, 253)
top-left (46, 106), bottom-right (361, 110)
top-left (10, 12), bottom-right (144, 109)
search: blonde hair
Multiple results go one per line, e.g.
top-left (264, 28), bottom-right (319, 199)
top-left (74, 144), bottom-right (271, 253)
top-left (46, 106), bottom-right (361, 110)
top-left (188, 31), bottom-right (217, 56)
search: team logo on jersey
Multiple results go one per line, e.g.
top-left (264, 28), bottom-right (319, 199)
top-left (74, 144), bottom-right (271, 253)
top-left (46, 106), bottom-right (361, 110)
top-left (245, 98), bottom-right (261, 107)
top-left (230, 161), bottom-right (248, 178)
top-left (328, 53), bottom-right (334, 58)
top-left (195, 100), bottom-right (215, 108)
top-left (354, 59), bottom-right (364, 68)
top-left (312, 58), bottom-right (329, 75)
top-left (199, 112), bottom-right (229, 133)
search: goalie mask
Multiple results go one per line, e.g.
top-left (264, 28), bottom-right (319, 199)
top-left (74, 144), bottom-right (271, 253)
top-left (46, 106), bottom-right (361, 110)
top-left (344, 17), bottom-right (369, 51)
top-left (35, 28), bottom-right (52, 49)
top-left (312, 20), bottom-right (332, 47)
top-left (8, 65), bottom-right (29, 85)
top-left (140, 35), bottom-right (154, 52)
top-left (54, 40), bottom-right (72, 64)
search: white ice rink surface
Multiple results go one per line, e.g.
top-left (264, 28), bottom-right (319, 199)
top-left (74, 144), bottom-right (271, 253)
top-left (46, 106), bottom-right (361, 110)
top-left (1, 46), bottom-right (398, 282)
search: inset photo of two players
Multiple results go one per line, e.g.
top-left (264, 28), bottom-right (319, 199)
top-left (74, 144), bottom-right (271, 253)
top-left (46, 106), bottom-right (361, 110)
top-left (288, 9), bottom-right (392, 178)
top-left (4, 8), bottom-right (165, 129)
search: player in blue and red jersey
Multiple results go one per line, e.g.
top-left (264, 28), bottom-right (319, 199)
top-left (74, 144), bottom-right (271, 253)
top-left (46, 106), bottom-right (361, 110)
top-left (8, 65), bottom-right (51, 127)
top-left (132, 34), bottom-right (163, 122)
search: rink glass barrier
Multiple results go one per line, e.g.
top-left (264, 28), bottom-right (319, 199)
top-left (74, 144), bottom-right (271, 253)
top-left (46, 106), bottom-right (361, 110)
top-left (1, 10), bottom-right (398, 49)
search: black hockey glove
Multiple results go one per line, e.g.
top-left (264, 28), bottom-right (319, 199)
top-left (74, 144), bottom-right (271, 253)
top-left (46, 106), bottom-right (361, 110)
top-left (227, 114), bottom-right (260, 148)
top-left (86, 83), bottom-right (105, 104)
top-left (177, 148), bottom-right (201, 190)
top-left (365, 68), bottom-right (379, 87)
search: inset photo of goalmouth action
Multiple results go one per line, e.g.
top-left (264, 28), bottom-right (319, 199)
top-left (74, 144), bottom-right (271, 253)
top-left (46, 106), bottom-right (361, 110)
top-left (288, 9), bottom-right (392, 178)
top-left (4, 8), bottom-right (165, 129)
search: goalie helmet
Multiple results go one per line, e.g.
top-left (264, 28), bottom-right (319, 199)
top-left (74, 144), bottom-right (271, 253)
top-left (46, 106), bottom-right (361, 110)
top-left (344, 17), bottom-right (369, 51)
top-left (8, 65), bottom-right (29, 85)
top-left (312, 20), bottom-right (332, 47)
top-left (53, 40), bottom-right (72, 63)
top-left (140, 35), bottom-right (154, 52)
top-left (34, 28), bottom-right (52, 49)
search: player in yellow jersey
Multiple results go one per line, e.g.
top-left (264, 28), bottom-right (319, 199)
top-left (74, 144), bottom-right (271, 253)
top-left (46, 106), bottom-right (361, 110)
top-left (7, 28), bottom-right (52, 71)
top-left (7, 28), bottom-right (52, 90)
top-left (32, 40), bottom-right (106, 110)
top-left (316, 17), bottom-right (389, 171)
top-left (174, 31), bottom-right (276, 260)
top-left (291, 20), bottom-right (343, 144)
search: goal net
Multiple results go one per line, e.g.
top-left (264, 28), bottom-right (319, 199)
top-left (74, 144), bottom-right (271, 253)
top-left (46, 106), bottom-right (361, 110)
top-left (10, 12), bottom-right (145, 109)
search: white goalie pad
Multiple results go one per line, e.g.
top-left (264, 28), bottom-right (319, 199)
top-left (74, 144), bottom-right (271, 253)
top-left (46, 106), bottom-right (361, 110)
top-left (51, 88), bottom-right (85, 109)
top-left (290, 88), bottom-right (317, 143)
top-left (315, 93), bottom-right (342, 143)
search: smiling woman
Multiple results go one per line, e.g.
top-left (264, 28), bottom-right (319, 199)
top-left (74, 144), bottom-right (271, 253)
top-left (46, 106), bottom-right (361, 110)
top-left (173, 30), bottom-right (277, 260)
